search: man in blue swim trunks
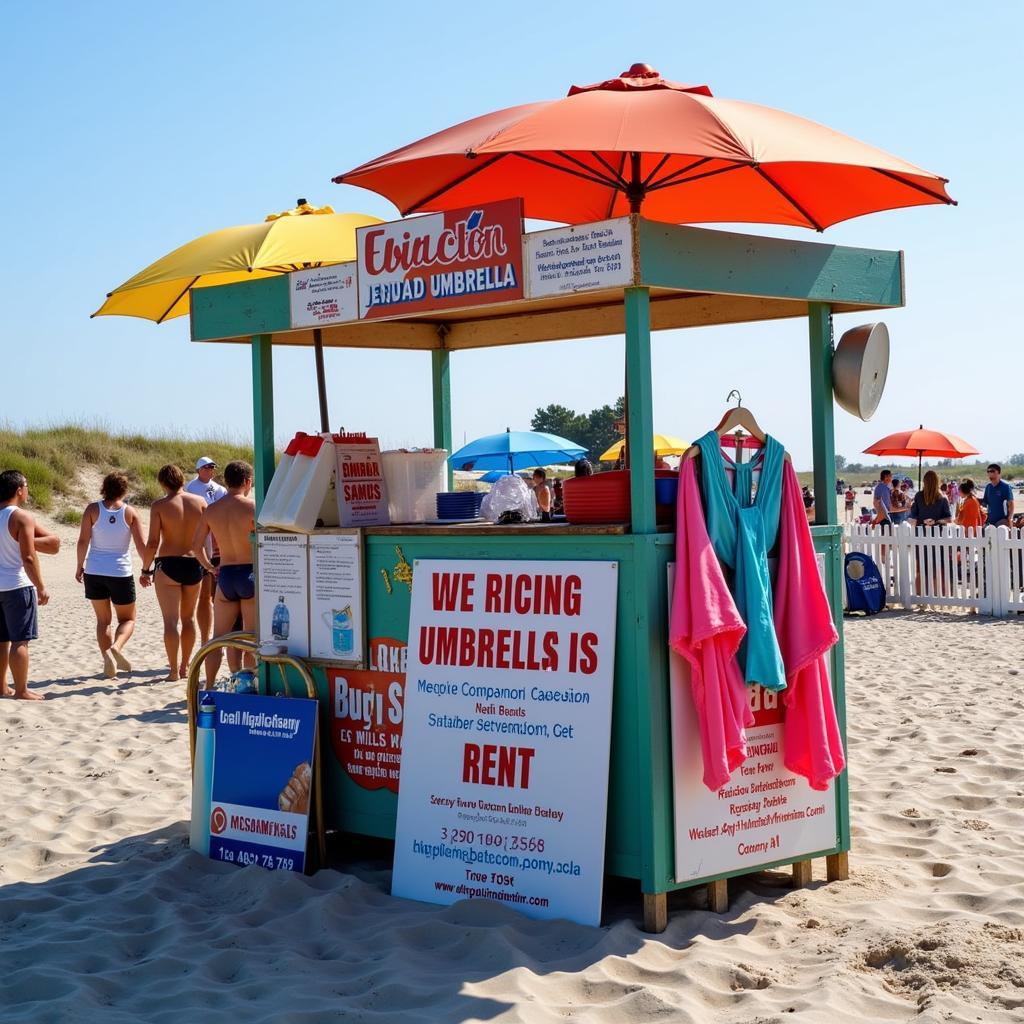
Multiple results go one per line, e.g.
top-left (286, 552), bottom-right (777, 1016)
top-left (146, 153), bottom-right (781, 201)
top-left (192, 461), bottom-right (256, 687)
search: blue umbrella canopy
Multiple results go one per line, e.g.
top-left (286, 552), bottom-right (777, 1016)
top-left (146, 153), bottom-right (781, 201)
top-left (478, 469), bottom-right (514, 484)
top-left (450, 429), bottom-right (586, 472)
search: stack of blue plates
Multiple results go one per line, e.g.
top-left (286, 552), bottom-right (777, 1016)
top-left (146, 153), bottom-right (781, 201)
top-left (436, 491), bottom-right (484, 520)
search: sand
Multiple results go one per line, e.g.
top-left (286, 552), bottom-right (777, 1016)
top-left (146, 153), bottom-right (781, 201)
top-left (2, 513), bottom-right (1024, 1023)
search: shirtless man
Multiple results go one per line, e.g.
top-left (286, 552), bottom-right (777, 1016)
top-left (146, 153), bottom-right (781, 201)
top-left (0, 470), bottom-right (60, 699)
top-left (191, 460), bottom-right (256, 686)
top-left (140, 465), bottom-right (206, 681)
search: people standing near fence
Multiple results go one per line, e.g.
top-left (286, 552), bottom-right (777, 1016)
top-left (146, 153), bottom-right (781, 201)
top-left (956, 480), bottom-right (983, 534)
top-left (75, 472), bottom-right (147, 678)
top-left (844, 485), bottom-right (856, 522)
top-left (890, 481), bottom-right (909, 524)
top-left (983, 464), bottom-right (1014, 528)
top-left (908, 470), bottom-right (953, 596)
top-left (872, 470), bottom-right (893, 526)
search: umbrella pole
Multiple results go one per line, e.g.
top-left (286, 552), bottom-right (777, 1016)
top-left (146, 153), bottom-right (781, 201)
top-left (313, 328), bottom-right (330, 433)
top-left (918, 451), bottom-right (922, 491)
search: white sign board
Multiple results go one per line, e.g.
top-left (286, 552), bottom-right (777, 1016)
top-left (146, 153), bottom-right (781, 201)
top-left (335, 439), bottom-right (390, 527)
top-left (392, 559), bottom-right (617, 926)
top-left (525, 218), bottom-right (632, 299)
top-left (256, 532), bottom-right (309, 658)
top-left (308, 532), bottom-right (364, 664)
top-left (667, 566), bottom-right (836, 881)
top-left (289, 263), bottom-right (357, 328)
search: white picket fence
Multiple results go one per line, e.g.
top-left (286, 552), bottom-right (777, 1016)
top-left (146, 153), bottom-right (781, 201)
top-left (843, 523), bottom-right (1024, 617)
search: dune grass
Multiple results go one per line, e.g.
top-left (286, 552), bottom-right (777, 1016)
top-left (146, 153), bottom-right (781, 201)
top-left (0, 425), bottom-right (255, 514)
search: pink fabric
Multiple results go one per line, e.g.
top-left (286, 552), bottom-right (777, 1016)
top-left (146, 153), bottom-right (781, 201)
top-left (774, 463), bottom-right (845, 790)
top-left (669, 460), bottom-right (753, 790)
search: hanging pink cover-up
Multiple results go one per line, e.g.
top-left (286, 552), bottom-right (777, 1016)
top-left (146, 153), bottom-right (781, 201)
top-left (774, 462), bottom-right (845, 790)
top-left (669, 460), bottom-right (753, 791)
top-left (670, 458), bottom-right (845, 792)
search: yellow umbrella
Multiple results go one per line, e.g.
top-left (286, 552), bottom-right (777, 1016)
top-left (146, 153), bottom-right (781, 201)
top-left (92, 201), bottom-right (381, 323)
top-left (599, 433), bottom-right (688, 462)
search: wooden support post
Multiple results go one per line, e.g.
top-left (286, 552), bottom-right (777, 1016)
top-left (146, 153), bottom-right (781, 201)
top-left (251, 334), bottom-right (275, 515)
top-left (791, 859), bottom-right (813, 888)
top-left (431, 349), bottom-right (453, 489)
top-left (826, 851), bottom-right (850, 882)
top-left (642, 892), bottom-right (668, 933)
top-left (706, 879), bottom-right (729, 913)
top-left (624, 287), bottom-right (655, 535)
top-left (807, 303), bottom-right (837, 526)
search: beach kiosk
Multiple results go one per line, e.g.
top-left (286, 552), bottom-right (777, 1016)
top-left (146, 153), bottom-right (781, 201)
top-left (183, 208), bottom-right (906, 930)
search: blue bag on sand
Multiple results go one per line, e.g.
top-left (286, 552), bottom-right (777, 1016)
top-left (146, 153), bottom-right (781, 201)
top-left (844, 552), bottom-right (886, 614)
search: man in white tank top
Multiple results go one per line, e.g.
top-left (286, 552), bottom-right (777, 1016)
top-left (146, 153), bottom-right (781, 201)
top-left (0, 470), bottom-right (61, 700)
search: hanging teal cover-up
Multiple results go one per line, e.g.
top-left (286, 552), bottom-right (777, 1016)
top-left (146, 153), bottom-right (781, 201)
top-left (694, 430), bottom-right (787, 691)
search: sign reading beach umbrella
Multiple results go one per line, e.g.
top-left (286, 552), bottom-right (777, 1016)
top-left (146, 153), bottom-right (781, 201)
top-left (599, 433), bottom-right (687, 462)
top-left (864, 425), bottom-right (980, 489)
top-left (93, 201), bottom-right (382, 431)
top-left (450, 429), bottom-right (586, 474)
top-left (333, 63), bottom-right (954, 229)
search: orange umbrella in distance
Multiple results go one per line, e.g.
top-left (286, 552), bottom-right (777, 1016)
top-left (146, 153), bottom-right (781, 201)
top-left (333, 63), bottom-right (954, 230)
top-left (864, 425), bottom-right (980, 489)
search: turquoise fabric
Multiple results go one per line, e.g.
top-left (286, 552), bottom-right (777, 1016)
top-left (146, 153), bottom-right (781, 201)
top-left (695, 430), bottom-right (787, 691)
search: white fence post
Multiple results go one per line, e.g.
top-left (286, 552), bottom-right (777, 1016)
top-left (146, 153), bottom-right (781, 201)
top-left (991, 526), bottom-right (1009, 618)
top-left (896, 522), bottom-right (913, 609)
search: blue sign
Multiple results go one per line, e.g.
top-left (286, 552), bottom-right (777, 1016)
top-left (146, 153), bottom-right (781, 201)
top-left (205, 692), bottom-right (318, 873)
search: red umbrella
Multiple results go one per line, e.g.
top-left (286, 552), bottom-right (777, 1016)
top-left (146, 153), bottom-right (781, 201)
top-left (864, 425), bottom-right (980, 488)
top-left (333, 63), bottom-right (954, 230)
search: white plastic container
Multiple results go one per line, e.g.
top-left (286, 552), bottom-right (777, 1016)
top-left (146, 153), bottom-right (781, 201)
top-left (257, 432), bottom-right (307, 528)
top-left (279, 434), bottom-right (337, 532)
top-left (382, 449), bottom-right (448, 523)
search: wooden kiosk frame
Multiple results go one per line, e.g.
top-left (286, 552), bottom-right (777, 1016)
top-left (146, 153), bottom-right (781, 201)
top-left (190, 216), bottom-right (901, 930)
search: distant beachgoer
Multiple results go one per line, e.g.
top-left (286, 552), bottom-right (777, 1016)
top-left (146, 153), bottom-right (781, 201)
top-left (909, 471), bottom-right (952, 531)
top-left (956, 480), bottom-right (983, 534)
top-left (890, 481), bottom-right (909, 525)
top-left (983, 463), bottom-right (1014, 528)
top-left (844, 486), bottom-right (856, 522)
top-left (532, 468), bottom-right (552, 522)
top-left (192, 461), bottom-right (256, 686)
top-left (552, 479), bottom-right (564, 516)
top-left (184, 457), bottom-right (227, 648)
top-left (0, 469), bottom-right (60, 700)
top-left (75, 472), bottom-right (146, 678)
top-left (574, 459), bottom-right (594, 478)
top-left (140, 465), bottom-right (207, 681)
top-left (872, 470), bottom-right (893, 526)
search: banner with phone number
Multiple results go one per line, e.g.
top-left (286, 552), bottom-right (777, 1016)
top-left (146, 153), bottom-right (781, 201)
top-left (391, 559), bottom-right (617, 926)
top-left (208, 692), bottom-right (318, 873)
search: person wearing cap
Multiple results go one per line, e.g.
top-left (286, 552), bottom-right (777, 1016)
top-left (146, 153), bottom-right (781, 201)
top-left (184, 457), bottom-right (227, 647)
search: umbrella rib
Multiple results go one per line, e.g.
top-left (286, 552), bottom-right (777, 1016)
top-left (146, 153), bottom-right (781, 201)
top-left (641, 153), bottom-right (672, 189)
top-left (405, 152), bottom-right (509, 214)
top-left (752, 166), bottom-right (824, 231)
top-left (607, 153), bottom-right (627, 217)
top-left (516, 152), bottom-right (623, 189)
top-left (872, 168), bottom-right (956, 205)
top-left (646, 156), bottom-right (712, 190)
top-left (586, 151), bottom-right (629, 188)
top-left (646, 161), bottom-right (746, 192)
top-left (156, 275), bottom-right (201, 324)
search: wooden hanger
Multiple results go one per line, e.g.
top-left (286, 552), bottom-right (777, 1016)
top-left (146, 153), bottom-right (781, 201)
top-left (683, 391), bottom-right (789, 463)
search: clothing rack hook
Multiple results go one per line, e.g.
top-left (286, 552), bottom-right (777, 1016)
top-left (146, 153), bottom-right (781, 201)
top-left (726, 389), bottom-right (742, 407)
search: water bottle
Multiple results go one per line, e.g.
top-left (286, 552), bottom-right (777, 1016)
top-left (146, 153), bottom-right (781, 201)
top-left (190, 692), bottom-right (216, 856)
top-left (272, 596), bottom-right (290, 640)
top-left (231, 669), bottom-right (257, 694)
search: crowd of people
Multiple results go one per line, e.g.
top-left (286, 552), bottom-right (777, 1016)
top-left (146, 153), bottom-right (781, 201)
top-left (0, 457), bottom-right (256, 699)
top-left (863, 463), bottom-right (1017, 531)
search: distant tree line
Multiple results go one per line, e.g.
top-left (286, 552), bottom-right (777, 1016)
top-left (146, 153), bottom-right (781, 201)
top-left (531, 397), bottom-right (625, 465)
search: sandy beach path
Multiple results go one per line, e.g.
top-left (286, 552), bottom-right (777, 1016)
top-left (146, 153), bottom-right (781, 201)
top-left (2, 515), bottom-right (1023, 1023)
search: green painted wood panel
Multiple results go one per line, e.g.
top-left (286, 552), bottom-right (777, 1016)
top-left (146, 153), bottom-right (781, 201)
top-left (192, 275), bottom-right (290, 342)
top-left (251, 335), bottom-right (275, 512)
top-left (637, 220), bottom-right (904, 307)
top-left (431, 350), bottom-right (453, 489)
top-left (808, 304), bottom-right (838, 526)
top-left (625, 288), bottom-right (657, 536)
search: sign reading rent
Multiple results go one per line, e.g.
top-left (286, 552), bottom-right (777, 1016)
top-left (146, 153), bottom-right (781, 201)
top-left (392, 559), bottom-right (617, 926)
top-left (356, 199), bottom-right (524, 319)
top-left (667, 567), bottom-right (837, 881)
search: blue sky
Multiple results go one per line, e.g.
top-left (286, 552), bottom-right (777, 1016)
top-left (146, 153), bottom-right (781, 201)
top-left (3, 2), bottom-right (1020, 469)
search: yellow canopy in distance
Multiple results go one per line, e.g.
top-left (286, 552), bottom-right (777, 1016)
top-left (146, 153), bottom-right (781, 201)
top-left (599, 434), bottom-right (688, 461)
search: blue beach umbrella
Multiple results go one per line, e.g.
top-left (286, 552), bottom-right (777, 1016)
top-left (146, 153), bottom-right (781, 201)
top-left (478, 469), bottom-right (514, 484)
top-left (450, 429), bottom-right (586, 473)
